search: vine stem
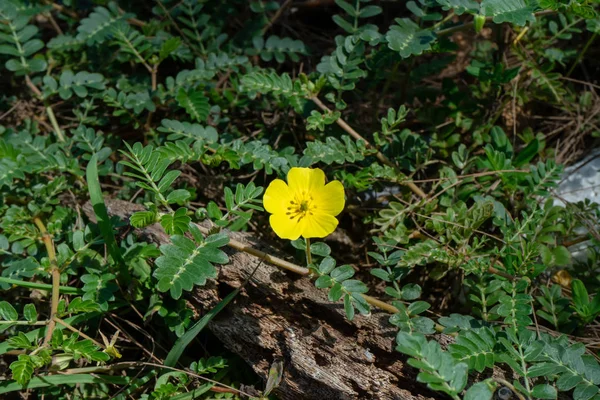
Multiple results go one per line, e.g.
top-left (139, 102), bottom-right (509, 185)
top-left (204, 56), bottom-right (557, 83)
top-left (310, 96), bottom-right (427, 199)
top-left (33, 217), bottom-right (61, 345)
top-left (305, 238), bottom-right (312, 266)
top-left (0, 277), bottom-right (82, 294)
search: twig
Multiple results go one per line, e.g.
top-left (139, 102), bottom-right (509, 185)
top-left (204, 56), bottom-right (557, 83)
top-left (62, 362), bottom-right (253, 397)
top-left (310, 96), bottom-right (427, 199)
top-left (33, 217), bottom-right (61, 345)
top-left (261, 0), bottom-right (292, 35)
top-left (53, 317), bottom-right (105, 349)
top-left (48, 2), bottom-right (79, 20)
top-left (0, 101), bottom-right (20, 120)
top-left (567, 32), bottom-right (597, 77)
top-left (196, 224), bottom-right (309, 276)
top-left (45, 11), bottom-right (63, 35)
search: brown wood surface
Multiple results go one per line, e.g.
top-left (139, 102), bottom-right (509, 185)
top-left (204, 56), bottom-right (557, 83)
top-left (83, 199), bottom-right (437, 400)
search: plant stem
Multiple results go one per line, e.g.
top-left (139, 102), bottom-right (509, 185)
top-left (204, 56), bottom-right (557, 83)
top-left (45, 105), bottom-right (66, 142)
top-left (305, 238), bottom-right (312, 266)
top-left (33, 217), bottom-right (61, 345)
top-left (0, 277), bottom-right (82, 294)
top-left (53, 317), bottom-right (105, 348)
top-left (310, 96), bottom-right (427, 199)
top-left (0, 320), bottom-right (48, 326)
top-left (196, 224), bottom-right (310, 276)
top-left (567, 32), bottom-right (597, 77)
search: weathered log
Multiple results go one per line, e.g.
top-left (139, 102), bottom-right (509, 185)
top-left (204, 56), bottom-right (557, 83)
top-left (83, 199), bottom-right (436, 400)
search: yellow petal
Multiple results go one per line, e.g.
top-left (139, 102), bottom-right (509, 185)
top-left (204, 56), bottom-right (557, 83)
top-left (269, 213), bottom-right (303, 240)
top-left (300, 213), bottom-right (339, 239)
top-left (313, 180), bottom-right (345, 216)
top-left (287, 167), bottom-right (325, 193)
top-left (263, 179), bottom-right (293, 215)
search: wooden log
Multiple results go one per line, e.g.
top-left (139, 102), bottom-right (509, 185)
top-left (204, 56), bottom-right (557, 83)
top-left (83, 199), bottom-right (436, 400)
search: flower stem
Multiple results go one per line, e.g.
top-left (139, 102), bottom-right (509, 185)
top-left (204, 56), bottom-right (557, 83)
top-left (305, 238), bottom-right (312, 266)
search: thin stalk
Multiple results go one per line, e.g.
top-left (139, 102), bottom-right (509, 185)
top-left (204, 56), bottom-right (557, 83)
top-left (53, 316), bottom-right (104, 348)
top-left (45, 105), bottom-right (66, 142)
top-left (33, 217), bottom-right (61, 345)
top-left (0, 277), bottom-right (82, 294)
top-left (305, 238), bottom-right (312, 266)
top-left (0, 320), bottom-right (48, 326)
top-left (567, 32), bottom-right (597, 77)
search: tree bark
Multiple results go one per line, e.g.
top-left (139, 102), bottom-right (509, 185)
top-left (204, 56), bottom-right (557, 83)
top-left (83, 199), bottom-right (436, 400)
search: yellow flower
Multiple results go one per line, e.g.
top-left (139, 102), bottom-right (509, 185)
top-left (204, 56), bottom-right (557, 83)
top-left (263, 167), bottom-right (345, 240)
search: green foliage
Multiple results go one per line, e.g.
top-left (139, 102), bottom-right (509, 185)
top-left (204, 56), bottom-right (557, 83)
top-left (310, 250), bottom-right (370, 320)
top-left (176, 88), bottom-right (210, 122)
top-left (2, 0), bottom-right (600, 398)
top-left (207, 182), bottom-right (264, 231)
top-left (396, 332), bottom-right (469, 399)
top-left (386, 18), bottom-right (437, 58)
top-left (153, 225), bottom-right (229, 299)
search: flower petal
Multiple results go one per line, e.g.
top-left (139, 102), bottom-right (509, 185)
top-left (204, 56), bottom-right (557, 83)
top-left (301, 213), bottom-right (339, 239)
top-left (269, 214), bottom-right (303, 240)
top-left (313, 180), bottom-right (345, 216)
top-left (263, 179), bottom-right (293, 215)
top-left (287, 167), bottom-right (326, 193)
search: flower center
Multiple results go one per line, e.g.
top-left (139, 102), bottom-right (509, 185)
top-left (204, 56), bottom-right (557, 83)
top-left (286, 192), bottom-right (317, 221)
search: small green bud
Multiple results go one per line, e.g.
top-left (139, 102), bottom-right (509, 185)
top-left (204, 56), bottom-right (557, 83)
top-left (474, 14), bottom-right (486, 33)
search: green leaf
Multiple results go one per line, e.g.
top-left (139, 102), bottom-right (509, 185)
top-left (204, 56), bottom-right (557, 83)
top-left (573, 383), bottom-right (598, 400)
top-left (344, 294), bottom-right (355, 320)
top-left (329, 283), bottom-right (344, 302)
top-left (0, 301), bottom-right (18, 321)
top-left (167, 189), bottom-right (191, 204)
top-left (572, 279), bottom-right (590, 308)
top-left (310, 242), bottom-right (331, 257)
top-left (315, 275), bottom-right (333, 289)
top-left (319, 257), bottom-right (336, 274)
top-left (359, 5), bottom-right (382, 18)
top-left (7, 332), bottom-right (34, 350)
top-left (331, 265), bottom-right (355, 282)
top-left (23, 304), bottom-right (37, 323)
top-left (160, 208), bottom-right (191, 235)
top-left (480, 0), bottom-right (535, 26)
top-left (130, 210), bottom-right (159, 228)
top-left (164, 288), bottom-right (240, 367)
top-left (342, 279), bottom-right (369, 293)
top-left (386, 18), bottom-right (436, 58)
top-left (86, 154), bottom-right (125, 265)
top-left (437, 0), bottom-right (480, 15)
top-left (464, 380), bottom-right (495, 400)
top-left (531, 383), bottom-right (557, 399)
top-left (153, 232), bottom-right (229, 299)
top-left (159, 37), bottom-right (182, 61)
top-left (176, 88), bottom-right (210, 122)
top-left (513, 139), bottom-right (539, 167)
top-left (10, 354), bottom-right (34, 386)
